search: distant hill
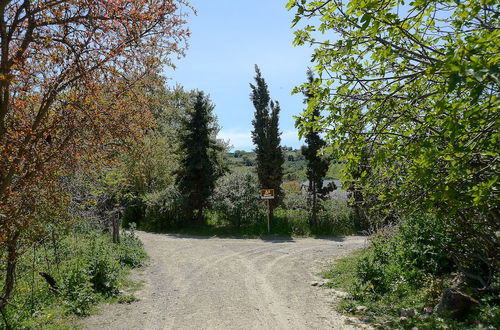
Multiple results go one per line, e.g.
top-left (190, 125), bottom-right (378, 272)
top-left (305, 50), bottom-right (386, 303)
top-left (225, 148), bottom-right (343, 182)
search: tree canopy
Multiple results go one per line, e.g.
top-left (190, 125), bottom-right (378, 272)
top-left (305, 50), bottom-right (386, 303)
top-left (288, 0), bottom-right (499, 287)
top-left (250, 65), bottom-right (285, 212)
top-left (176, 91), bottom-right (227, 222)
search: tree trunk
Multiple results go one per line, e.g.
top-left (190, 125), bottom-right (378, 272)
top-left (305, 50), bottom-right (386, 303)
top-left (196, 207), bottom-right (203, 223)
top-left (308, 181), bottom-right (318, 228)
top-left (0, 234), bottom-right (18, 312)
top-left (312, 181), bottom-right (318, 228)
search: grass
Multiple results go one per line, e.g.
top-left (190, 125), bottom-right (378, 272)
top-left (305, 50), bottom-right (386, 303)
top-left (134, 187), bottom-right (358, 239)
top-left (117, 294), bottom-right (139, 304)
top-left (137, 203), bottom-right (357, 239)
top-left (322, 250), bottom-right (363, 289)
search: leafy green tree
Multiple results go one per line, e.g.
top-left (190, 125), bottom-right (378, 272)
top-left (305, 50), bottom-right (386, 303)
top-left (250, 65), bottom-right (285, 218)
top-left (176, 91), bottom-right (227, 223)
top-left (288, 0), bottom-right (499, 287)
top-left (233, 150), bottom-right (246, 158)
top-left (120, 83), bottom-right (194, 195)
top-left (298, 69), bottom-right (330, 227)
top-left (102, 82), bottom-right (195, 229)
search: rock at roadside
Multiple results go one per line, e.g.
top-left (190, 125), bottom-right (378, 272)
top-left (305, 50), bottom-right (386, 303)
top-left (356, 305), bottom-right (368, 313)
top-left (436, 289), bottom-right (479, 319)
top-left (400, 308), bottom-right (416, 318)
top-left (332, 289), bottom-right (349, 298)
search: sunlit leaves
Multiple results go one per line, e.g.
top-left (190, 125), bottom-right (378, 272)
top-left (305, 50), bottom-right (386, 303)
top-left (288, 0), bottom-right (499, 231)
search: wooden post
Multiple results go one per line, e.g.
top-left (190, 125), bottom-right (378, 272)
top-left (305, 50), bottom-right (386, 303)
top-left (267, 199), bottom-right (271, 234)
top-left (112, 212), bottom-right (120, 244)
top-left (260, 189), bottom-right (275, 234)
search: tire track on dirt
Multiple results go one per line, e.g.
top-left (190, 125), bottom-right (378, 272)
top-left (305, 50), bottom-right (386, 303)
top-left (83, 232), bottom-right (368, 330)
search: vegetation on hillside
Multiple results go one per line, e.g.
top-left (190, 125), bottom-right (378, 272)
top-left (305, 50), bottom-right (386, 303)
top-left (225, 149), bottom-right (344, 182)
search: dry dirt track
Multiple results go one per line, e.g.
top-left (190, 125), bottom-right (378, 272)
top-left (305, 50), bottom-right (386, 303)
top-left (84, 231), bottom-right (368, 330)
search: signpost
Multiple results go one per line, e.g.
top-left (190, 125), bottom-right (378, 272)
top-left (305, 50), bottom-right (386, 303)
top-left (260, 189), bottom-right (275, 233)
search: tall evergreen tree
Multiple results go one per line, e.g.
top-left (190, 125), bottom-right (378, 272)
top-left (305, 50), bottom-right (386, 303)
top-left (300, 69), bottom-right (330, 227)
top-left (176, 91), bottom-right (227, 223)
top-left (250, 65), bottom-right (285, 218)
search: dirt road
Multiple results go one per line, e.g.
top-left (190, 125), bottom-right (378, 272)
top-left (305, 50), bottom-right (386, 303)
top-left (84, 231), bottom-right (367, 330)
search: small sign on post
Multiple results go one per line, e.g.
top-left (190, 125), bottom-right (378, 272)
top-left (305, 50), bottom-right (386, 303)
top-left (260, 189), bottom-right (275, 233)
top-left (260, 189), bottom-right (275, 200)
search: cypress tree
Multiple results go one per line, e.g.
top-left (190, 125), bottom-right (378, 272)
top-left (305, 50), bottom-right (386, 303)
top-left (250, 65), bottom-right (285, 218)
top-left (176, 91), bottom-right (227, 223)
top-left (300, 69), bottom-right (330, 227)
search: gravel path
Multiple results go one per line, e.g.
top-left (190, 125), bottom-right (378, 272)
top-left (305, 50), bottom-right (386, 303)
top-left (84, 231), bottom-right (368, 330)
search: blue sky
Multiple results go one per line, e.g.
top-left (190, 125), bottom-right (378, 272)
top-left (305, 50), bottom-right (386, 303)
top-left (164, 0), bottom-right (314, 151)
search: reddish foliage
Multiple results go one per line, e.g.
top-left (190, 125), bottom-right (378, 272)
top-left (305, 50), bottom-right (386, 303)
top-left (0, 0), bottom-right (191, 308)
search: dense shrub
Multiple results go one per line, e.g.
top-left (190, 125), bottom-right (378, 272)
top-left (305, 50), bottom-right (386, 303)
top-left (316, 199), bottom-right (356, 236)
top-left (282, 180), bottom-right (307, 210)
top-left (271, 199), bottom-right (356, 237)
top-left (356, 215), bottom-right (454, 294)
top-left (85, 235), bottom-right (121, 296)
top-left (141, 185), bottom-right (184, 229)
top-left (278, 181), bottom-right (356, 236)
top-left (60, 265), bottom-right (96, 315)
top-left (273, 207), bottom-right (310, 235)
top-left (115, 227), bottom-right (148, 267)
top-left (325, 215), bottom-right (497, 329)
top-left (211, 172), bottom-right (263, 228)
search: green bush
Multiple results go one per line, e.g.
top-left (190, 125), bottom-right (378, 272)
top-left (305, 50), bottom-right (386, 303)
top-left (0, 225), bottom-right (147, 328)
top-left (60, 264), bottom-right (96, 316)
top-left (273, 207), bottom-right (310, 236)
top-left (317, 199), bottom-right (356, 236)
top-left (59, 233), bottom-right (120, 297)
top-left (85, 236), bottom-right (121, 296)
top-left (141, 185), bottom-right (184, 229)
top-left (356, 215), bottom-right (454, 294)
top-left (325, 217), bottom-right (498, 329)
top-left (280, 180), bottom-right (357, 236)
top-left (115, 228), bottom-right (148, 268)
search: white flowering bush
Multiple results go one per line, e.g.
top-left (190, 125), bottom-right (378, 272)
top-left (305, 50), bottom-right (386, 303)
top-left (211, 172), bottom-right (263, 228)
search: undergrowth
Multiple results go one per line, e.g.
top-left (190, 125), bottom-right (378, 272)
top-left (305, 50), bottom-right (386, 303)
top-left (0, 222), bottom-right (147, 329)
top-left (133, 199), bottom-right (358, 238)
top-left (322, 215), bottom-right (499, 329)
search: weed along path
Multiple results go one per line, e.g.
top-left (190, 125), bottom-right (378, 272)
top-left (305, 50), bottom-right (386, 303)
top-left (84, 231), bottom-right (368, 330)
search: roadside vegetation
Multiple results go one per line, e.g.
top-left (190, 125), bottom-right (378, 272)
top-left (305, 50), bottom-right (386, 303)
top-left (323, 218), bottom-right (499, 329)
top-left (288, 0), bottom-right (499, 328)
top-left (1, 222), bottom-right (146, 329)
top-left (117, 65), bottom-right (358, 238)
